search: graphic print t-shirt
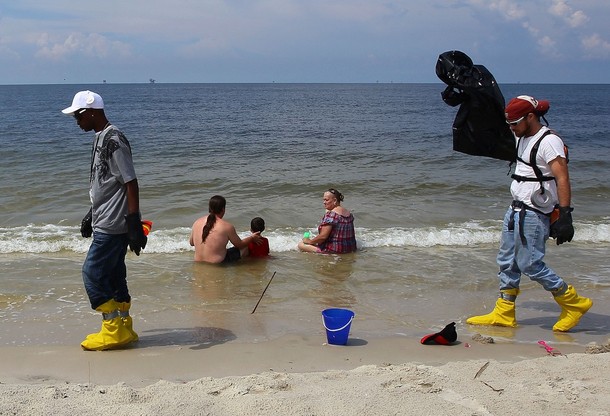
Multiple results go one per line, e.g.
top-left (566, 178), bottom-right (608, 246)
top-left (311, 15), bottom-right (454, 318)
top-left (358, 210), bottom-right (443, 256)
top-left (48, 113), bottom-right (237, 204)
top-left (90, 125), bottom-right (137, 234)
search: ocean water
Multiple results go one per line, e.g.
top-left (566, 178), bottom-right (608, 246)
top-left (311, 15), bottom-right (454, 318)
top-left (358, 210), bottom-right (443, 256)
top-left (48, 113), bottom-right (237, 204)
top-left (1, 83), bottom-right (609, 348)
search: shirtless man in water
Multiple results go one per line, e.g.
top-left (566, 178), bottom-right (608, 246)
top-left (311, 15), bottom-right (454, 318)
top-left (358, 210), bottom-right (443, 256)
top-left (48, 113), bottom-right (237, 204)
top-left (189, 195), bottom-right (262, 263)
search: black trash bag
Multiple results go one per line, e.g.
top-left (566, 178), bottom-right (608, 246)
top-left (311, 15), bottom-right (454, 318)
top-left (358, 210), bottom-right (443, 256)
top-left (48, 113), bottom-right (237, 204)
top-left (436, 50), bottom-right (516, 162)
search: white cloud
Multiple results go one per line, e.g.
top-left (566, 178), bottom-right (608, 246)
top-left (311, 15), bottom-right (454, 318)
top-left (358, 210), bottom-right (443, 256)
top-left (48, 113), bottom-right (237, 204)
top-left (468, 0), bottom-right (525, 20)
top-left (549, 0), bottom-right (570, 17)
top-left (522, 21), bottom-right (539, 38)
top-left (178, 37), bottom-right (231, 57)
top-left (549, 0), bottom-right (589, 28)
top-left (34, 33), bottom-right (131, 60)
top-left (521, 22), bottom-right (561, 59)
top-left (538, 35), bottom-right (556, 49)
top-left (567, 10), bottom-right (589, 28)
top-left (581, 33), bottom-right (610, 59)
top-left (537, 35), bottom-right (561, 59)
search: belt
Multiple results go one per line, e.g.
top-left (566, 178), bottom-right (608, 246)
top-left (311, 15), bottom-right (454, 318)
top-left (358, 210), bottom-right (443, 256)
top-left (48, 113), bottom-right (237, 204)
top-left (508, 201), bottom-right (550, 245)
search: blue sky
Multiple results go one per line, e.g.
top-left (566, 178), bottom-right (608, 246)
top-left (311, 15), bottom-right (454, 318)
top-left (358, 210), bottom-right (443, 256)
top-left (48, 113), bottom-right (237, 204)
top-left (1, 0), bottom-right (609, 84)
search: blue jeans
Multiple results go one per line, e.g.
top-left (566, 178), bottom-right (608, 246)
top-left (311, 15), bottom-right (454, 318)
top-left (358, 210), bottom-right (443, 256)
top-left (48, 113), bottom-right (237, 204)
top-left (497, 206), bottom-right (565, 292)
top-left (82, 231), bottom-right (130, 310)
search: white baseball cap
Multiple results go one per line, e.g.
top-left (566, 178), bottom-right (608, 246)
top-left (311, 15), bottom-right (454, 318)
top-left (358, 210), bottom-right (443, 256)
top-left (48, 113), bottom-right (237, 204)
top-left (61, 90), bottom-right (104, 115)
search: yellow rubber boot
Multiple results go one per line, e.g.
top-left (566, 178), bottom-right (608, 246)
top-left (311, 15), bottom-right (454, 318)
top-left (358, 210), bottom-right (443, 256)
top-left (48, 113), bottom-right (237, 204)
top-left (118, 301), bottom-right (139, 342)
top-left (466, 289), bottom-right (519, 327)
top-left (552, 285), bottom-right (593, 332)
top-left (81, 300), bottom-right (136, 351)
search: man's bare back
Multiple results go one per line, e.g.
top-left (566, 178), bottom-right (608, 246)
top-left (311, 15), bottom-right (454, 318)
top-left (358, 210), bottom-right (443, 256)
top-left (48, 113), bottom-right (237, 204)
top-left (190, 214), bottom-right (261, 263)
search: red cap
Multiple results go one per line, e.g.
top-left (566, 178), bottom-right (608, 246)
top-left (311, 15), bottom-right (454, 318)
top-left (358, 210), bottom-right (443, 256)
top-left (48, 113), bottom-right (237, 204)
top-left (420, 322), bottom-right (457, 345)
top-left (505, 95), bottom-right (550, 122)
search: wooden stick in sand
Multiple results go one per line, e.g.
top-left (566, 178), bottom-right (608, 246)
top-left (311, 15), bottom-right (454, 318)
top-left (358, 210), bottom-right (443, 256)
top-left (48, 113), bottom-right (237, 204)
top-left (251, 271), bottom-right (277, 314)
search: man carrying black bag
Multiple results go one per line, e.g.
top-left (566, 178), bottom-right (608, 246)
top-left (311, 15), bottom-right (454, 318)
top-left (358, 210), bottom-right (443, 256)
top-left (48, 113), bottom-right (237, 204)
top-left (467, 95), bottom-right (593, 332)
top-left (62, 90), bottom-right (147, 350)
top-left (437, 51), bottom-right (592, 333)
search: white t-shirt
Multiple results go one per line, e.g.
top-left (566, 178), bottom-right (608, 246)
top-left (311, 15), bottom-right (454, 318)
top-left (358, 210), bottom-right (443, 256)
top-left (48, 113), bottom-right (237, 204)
top-left (510, 126), bottom-right (566, 214)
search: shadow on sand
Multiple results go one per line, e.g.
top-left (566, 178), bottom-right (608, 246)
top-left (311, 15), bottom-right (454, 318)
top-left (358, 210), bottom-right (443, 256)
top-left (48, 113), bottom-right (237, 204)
top-left (134, 326), bottom-right (236, 350)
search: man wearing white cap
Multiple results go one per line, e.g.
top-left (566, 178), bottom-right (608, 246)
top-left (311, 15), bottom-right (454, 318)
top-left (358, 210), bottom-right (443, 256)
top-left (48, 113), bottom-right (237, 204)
top-left (467, 95), bottom-right (592, 333)
top-left (62, 90), bottom-right (147, 350)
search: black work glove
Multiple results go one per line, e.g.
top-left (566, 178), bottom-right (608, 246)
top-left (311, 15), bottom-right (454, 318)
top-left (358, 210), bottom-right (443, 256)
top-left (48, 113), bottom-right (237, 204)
top-left (550, 206), bottom-right (574, 245)
top-left (81, 208), bottom-right (93, 238)
top-left (125, 212), bottom-right (147, 255)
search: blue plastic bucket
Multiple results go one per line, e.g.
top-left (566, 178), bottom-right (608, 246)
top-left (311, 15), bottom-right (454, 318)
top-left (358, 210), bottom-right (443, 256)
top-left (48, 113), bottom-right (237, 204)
top-left (322, 308), bottom-right (355, 345)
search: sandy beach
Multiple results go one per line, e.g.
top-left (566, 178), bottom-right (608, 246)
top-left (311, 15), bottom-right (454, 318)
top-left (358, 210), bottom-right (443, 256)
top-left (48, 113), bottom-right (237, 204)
top-left (2, 83), bottom-right (609, 415)
top-left (1, 334), bottom-right (609, 415)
